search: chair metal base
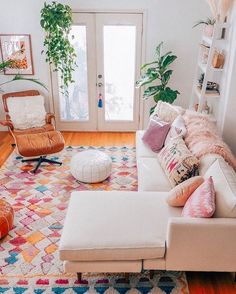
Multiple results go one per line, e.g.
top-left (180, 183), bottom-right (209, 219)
top-left (22, 156), bottom-right (62, 174)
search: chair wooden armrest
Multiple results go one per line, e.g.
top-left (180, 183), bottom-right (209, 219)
top-left (0, 120), bottom-right (14, 130)
top-left (46, 113), bottom-right (55, 124)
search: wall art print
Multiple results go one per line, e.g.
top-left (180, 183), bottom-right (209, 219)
top-left (0, 34), bottom-right (34, 75)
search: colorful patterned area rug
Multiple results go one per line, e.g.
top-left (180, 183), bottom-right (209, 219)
top-left (0, 146), bottom-right (189, 293)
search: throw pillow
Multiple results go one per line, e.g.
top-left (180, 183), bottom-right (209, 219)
top-left (204, 158), bottom-right (236, 218)
top-left (153, 101), bottom-right (185, 123)
top-left (142, 115), bottom-right (171, 152)
top-left (165, 115), bottom-right (187, 145)
top-left (167, 176), bottom-right (204, 207)
top-left (182, 177), bottom-right (216, 217)
top-left (7, 95), bottom-right (46, 130)
top-left (158, 138), bottom-right (199, 186)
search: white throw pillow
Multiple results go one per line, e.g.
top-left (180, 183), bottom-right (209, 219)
top-left (153, 101), bottom-right (185, 123)
top-left (204, 158), bottom-right (236, 218)
top-left (7, 95), bottom-right (46, 130)
top-left (165, 115), bottom-right (187, 145)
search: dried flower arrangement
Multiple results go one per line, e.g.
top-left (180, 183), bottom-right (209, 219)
top-left (206, 0), bottom-right (235, 21)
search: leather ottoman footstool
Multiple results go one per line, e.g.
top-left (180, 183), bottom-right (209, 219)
top-left (70, 150), bottom-right (112, 183)
top-left (0, 199), bottom-right (14, 239)
top-left (59, 191), bottom-right (181, 277)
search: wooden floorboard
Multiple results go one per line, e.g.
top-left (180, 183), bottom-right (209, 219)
top-left (0, 130), bottom-right (235, 293)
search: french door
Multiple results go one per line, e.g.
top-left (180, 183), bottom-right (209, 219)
top-left (52, 12), bottom-right (143, 131)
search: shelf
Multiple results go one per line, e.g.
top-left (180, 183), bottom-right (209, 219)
top-left (195, 86), bottom-right (220, 99)
top-left (202, 35), bottom-right (212, 46)
top-left (202, 35), bottom-right (227, 46)
top-left (198, 62), bottom-right (224, 73)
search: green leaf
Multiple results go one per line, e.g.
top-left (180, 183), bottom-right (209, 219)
top-left (136, 72), bottom-right (158, 88)
top-left (155, 42), bottom-right (163, 58)
top-left (143, 85), bottom-right (162, 99)
top-left (12, 75), bottom-right (48, 91)
top-left (141, 61), bottom-right (158, 70)
top-left (161, 55), bottom-right (177, 68)
top-left (149, 105), bottom-right (156, 115)
top-left (162, 69), bottom-right (173, 84)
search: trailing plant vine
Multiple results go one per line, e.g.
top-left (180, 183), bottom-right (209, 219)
top-left (40, 1), bottom-right (77, 95)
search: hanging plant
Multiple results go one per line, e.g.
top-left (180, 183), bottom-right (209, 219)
top-left (40, 1), bottom-right (77, 95)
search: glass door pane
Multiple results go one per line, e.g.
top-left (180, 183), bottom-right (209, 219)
top-left (59, 25), bottom-right (89, 121)
top-left (103, 26), bottom-right (136, 121)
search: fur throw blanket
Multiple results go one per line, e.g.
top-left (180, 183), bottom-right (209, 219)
top-left (183, 110), bottom-right (236, 170)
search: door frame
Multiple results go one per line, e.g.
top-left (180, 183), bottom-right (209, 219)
top-left (49, 10), bottom-right (147, 131)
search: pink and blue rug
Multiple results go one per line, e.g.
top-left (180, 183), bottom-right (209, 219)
top-left (0, 146), bottom-right (189, 293)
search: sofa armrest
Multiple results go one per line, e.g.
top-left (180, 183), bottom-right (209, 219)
top-left (0, 119), bottom-right (14, 130)
top-left (166, 217), bottom-right (236, 272)
top-left (46, 113), bottom-right (55, 124)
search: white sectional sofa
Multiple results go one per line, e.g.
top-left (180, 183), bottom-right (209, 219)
top-left (136, 130), bottom-right (236, 272)
top-left (59, 103), bottom-right (236, 276)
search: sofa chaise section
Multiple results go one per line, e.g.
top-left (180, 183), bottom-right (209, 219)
top-left (59, 191), bottom-right (181, 273)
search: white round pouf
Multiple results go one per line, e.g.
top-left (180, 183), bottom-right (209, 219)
top-left (70, 150), bottom-right (112, 183)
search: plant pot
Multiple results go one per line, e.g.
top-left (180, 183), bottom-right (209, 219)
top-left (204, 24), bottom-right (214, 38)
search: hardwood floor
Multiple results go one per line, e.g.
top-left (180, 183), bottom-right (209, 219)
top-left (0, 131), bottom-right (235, 293)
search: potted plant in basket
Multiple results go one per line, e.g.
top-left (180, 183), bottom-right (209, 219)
top-left (136, 42), bottom-right (180, 115)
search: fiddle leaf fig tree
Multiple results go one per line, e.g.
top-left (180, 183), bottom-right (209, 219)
top-left (136, 42), bottom-right (180, 114)
top-left (40, 1), bottom-right (77, 95)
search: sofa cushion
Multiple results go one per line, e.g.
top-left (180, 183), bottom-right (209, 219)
top-left (167, 176), bottom-right (204, 207)
top-left (199, 154), bottom-right (222, 176)
top-left (205, 158), bottom-right (236, 217)
top-left (59, 191), bottom-right (181, 261)
top-left (142, 115), bottom-right (170, 153)
top-left (137, 157), bottom-right (172, 191)
top-left (158, 138), bottom-right (199, 187)
top-left (136, 131), bottom-right (157, 158)
top-left (153, 101), bottom-right (185, 123)
top-left (182, 177), bottom-right (216, 218)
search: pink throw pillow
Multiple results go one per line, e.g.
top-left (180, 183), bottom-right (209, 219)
top-left (142, 115), bottom-right (170, 152)
top-left (182, 177), bottom-right (216, 217)
top-left (167, 176), bottom-right (204, 207)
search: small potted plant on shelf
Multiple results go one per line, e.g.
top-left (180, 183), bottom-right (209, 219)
top-left (193, 17), bottom-right (216, 37)
top-left (136, 42), bottom-right (180, 115)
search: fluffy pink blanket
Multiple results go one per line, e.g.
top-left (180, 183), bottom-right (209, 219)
top-left (183, 111), bottom-right (236, 170)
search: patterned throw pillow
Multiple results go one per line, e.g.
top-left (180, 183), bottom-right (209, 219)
top-left (165, 115), bottom-right (187, 145)
top-left (142, 115), bottom-right (171, 152)
top-left (158, 138), bottom-right (199, 186)
top-left (182, 177), bottom-right (216, 217)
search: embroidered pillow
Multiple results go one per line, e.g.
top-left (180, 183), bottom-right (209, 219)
top-left (158, 138), bottom-right (199, 186)
top-left (182, 177), bottom-right (216, 217)
top-left (167, 176), bottom-right (204, 207)
top-left (142, 115), bottom-right (170, 152)
top-left (165, 115), bottom-right (187, 145)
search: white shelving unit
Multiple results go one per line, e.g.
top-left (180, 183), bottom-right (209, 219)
top-left (190, 22), bottom-right (231, 119)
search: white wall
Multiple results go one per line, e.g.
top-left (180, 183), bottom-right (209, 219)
top-left (0, 0), bottom-right (208, 129)
top-left (221, 3), bottom-right (236, 155)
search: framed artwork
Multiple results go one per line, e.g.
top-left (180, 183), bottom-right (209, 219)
top-left (0, 34), bottom-right (34, 75)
